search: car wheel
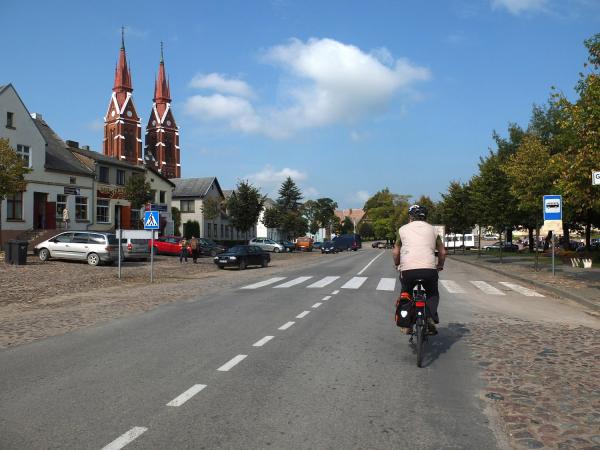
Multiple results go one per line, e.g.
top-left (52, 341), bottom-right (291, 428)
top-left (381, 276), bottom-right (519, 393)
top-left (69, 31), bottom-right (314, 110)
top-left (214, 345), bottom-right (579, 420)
top-left (274, 247), bottom-right (280, 253)
top-left (38, 248), bottom-right (50, 262)
top-left (239, 259), bottom-right (247, 270)
top-left (87, 253), bottom-right (100, 266)
top-left (261, 257), bottom-right (268, 267)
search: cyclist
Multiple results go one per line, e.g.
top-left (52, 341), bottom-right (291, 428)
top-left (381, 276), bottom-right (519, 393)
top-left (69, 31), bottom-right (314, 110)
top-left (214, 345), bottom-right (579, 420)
top-left (392, 204), bottom-right (446, 334)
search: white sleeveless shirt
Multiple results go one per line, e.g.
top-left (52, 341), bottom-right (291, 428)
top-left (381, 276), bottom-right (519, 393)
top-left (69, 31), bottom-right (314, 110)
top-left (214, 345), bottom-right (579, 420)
top-left (397, 221), bottom-right (438, 271)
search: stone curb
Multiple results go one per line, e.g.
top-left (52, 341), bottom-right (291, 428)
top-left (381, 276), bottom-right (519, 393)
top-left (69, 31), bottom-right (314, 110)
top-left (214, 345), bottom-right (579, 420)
top-left (449, 255), bottom-right (600, 313)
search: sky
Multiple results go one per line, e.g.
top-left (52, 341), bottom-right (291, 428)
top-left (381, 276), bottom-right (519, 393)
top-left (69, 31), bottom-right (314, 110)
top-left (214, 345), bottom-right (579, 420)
top-left (3, 0), bottom-right (599, 208)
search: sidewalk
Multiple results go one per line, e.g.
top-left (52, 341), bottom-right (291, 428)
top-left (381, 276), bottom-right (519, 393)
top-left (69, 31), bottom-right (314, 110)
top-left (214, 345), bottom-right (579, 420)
top-left (449, 253), bottom-right (600, 313)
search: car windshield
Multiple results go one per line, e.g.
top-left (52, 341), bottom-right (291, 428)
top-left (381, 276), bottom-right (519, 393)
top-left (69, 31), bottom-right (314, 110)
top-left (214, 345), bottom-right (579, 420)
top-left (229, 245), bottom-right (247, 253)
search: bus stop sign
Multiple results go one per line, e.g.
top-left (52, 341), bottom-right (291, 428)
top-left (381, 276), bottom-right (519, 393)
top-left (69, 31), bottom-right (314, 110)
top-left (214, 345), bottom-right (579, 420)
top-left (543, 195), bottom-right (562, 221)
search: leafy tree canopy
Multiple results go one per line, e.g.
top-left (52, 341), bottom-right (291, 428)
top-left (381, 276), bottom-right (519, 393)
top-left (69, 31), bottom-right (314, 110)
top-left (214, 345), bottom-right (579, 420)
top-left (227, 180), bottom-right (265, 236)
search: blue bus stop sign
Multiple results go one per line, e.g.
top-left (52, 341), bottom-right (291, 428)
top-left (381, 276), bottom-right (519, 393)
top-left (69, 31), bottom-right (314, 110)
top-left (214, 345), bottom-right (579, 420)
top-left (543, 195), bottom-right (562, 221)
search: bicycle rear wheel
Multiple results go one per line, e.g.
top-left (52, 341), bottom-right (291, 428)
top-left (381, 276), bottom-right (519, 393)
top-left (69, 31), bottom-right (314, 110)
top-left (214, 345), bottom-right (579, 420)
top-left (416, 322), bottom-right (425, 367)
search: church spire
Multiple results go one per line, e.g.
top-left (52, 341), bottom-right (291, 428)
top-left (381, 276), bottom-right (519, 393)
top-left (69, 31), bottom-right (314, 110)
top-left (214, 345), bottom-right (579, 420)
top-left (113, 26), bottom-right (132, 93)
top-left (154, 41), bottom-right (171, 103)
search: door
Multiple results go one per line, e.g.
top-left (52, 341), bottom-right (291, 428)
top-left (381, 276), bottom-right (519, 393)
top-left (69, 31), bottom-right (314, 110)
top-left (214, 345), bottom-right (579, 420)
top-left (45, 202), bottom-right (56, 229)
top-left (51, 233), bottom-right (74, 259)
top-left (33, 192), bottom-right (47, 229)
top-left (71, 233), bottom-right (91, 260)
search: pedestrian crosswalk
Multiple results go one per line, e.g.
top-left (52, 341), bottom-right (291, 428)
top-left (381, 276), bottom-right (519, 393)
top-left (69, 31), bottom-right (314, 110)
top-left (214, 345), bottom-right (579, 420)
top-left (240, 275), bottom-right (545, 297)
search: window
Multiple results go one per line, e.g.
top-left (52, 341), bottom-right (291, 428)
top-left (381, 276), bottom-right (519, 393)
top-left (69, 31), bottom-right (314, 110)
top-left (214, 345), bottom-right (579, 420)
top-left (159, 191), bottom-right (166, 203)
top-left (56, 233), bottom-right (73, 243)
top-left (6, 112), bottom-right (14, 128)
top-left (116, 169), bottom-right (125, 185)
top-left (56, 194), bottom-right (67, 219)
top-left (97, 199), bottom-right (110, 223)
top-left (99, 166), bottom-right (109, 183)
top-left (73, 233), bottom-right (90, 244)
top-left (69, 176), bottom-right (76, 185)
top-left (214, 224), bottom-right (218, 238)
top-left (16, 145), bottom-right (30, 167)
top-left (180, 200), bottom-right (194, 213)
top-left (6, 192), bottom-right (23, 220)
top-left (75, 196), bottom-right (88, 220)
top-left (89, 234), bottom-right (106, 244)
top-left (207, 223), bottom-right (211, 237)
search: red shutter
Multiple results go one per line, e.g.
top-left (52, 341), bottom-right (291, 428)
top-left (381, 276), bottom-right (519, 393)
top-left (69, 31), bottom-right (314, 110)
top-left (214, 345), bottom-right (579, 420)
top-left (121, 206), bottom-right (131, 229)
top-left (45, 202), bottom-right (56, 229)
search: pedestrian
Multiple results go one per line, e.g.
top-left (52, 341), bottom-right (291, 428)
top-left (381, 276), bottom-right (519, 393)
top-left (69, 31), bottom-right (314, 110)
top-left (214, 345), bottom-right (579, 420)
top-left (179, 237), bottom-right (188, 263)
top-left (190, 236), bottom-right (199, 263)
top-left (62, 207), bottom-right (70, 230)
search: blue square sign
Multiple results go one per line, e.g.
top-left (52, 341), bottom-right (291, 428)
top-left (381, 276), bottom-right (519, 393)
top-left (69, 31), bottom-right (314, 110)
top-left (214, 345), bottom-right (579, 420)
top-left (543, 195), bottom-right (562, 221)
top-left (144, 211), bottom-right (160, 229)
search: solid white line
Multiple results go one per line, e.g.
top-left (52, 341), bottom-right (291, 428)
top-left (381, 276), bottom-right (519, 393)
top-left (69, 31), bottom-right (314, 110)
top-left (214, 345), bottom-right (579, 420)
top-left (341, 277), bottom-right (368, 289)
top-left (217, 354), bottom-right (248, 372)
top-left (440, 279), bottom-right (466, 293)
top-left (376, 277), bottom-right (396, 291)
top-left (312, 302), bottom-right (322, 308)
top-left (307, 276), bottom-right (340, 288)
top-left (167, 384), bottom-right (207, 407)
top-left (296, 311), bottom-right (311, 319)
top-left (332, 290), bottom-right (340, 295)
top-left (499, 282), bottom-right (544, 297)
top-left (102, 427), bottom-right (148, 450)
top-left (253, 336), bottom-right (275, 347)
top-left (357, 251), bottom-right (385, 275)
top-left (274, 276), bottom-right (313, 288)
top-left (278, 321), bottom-right (295, 330)
top-left (470, 281), bottom-right (505, 295)
top-left (241, 277), bottom-right (286, 289)
top-left (322, 295), bottom-right (331, 301)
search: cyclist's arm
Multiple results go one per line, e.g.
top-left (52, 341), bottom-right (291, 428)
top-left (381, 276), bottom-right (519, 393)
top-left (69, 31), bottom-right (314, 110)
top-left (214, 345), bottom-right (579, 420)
top-left (436, 235), bottom-right (446, 270)
top-left (393, 230), bottom-right (401, 269)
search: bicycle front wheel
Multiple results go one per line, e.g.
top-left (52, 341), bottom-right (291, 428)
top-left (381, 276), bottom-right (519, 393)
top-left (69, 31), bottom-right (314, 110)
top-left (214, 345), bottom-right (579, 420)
top-left (416, 322), bottom-right (425, 368)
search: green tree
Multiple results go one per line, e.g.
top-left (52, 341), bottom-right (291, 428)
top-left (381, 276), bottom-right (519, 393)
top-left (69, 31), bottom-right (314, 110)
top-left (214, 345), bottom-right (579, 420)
top-left (227, 180), bottom-right (265, 241)
top-left (183, 220), bottom-right (200, 239)
top-left (124, 173), bottom-right (153, 210)
top-left (439, 181), bottom-right (475, 253)
top-left (277, 177), bottom-right (302, 211)
top-left (262, 205), bottom-right (282, 230)
top-left (0, 138), bottom-right (32, 245)
top-left (363, 188), bottom-right (411, 239)
top-left (341, 216), bottom-right (354, 234)
top-left (171, 206), bottom-right (181, 236)
top-left (301, 200), bottom-right (320, 234)
top-left (202, 196), bottom-right (223, 220)
top-left (358, 221), bottom-right (374, 239)
top-left (275, 177), bottom-right (306, 239)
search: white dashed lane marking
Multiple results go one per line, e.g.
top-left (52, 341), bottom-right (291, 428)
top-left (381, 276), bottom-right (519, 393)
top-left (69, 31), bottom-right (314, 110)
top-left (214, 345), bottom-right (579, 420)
top-left (312, 302), bottom-right (322, 309)
top-left (278, 321), bottom-right (295, 330)
top-left (102, 427), bottom-right (148, 450)
top-left (332, 290), bottom-right (340, 295)
top-left (322, 295), bottom-right (331, 301)
top-left (307, 276), bottom-right (340, 288)
top-left (376, 277), bottom-right (396, 291)
top-left (499, 282), bottom-right (545, 297)
top-left (274, 276), bottom-right (313, 288)
top-left (240, 277), bottom-right (286, 289)
top-left (253, 336), bottom-right (275, 347)
top-left (341, 277), bottom-right (368, 289)
top-left (470, 281), bottom-right (506, 295)
top-left (166, 384), bottom-right (207, 407)
top-left (217, 355), bottom-right (248, 372)
top-left (296, 311), bottom-right (311, 319)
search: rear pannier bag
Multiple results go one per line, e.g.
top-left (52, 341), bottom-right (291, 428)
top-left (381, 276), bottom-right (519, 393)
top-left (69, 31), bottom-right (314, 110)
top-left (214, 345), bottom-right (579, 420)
top-left (395, 293), bottom-right (413, 327)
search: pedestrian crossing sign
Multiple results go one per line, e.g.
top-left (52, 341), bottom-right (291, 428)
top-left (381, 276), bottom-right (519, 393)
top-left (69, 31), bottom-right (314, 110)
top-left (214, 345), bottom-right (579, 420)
top-left (144, 211), bottom-right (160, 229)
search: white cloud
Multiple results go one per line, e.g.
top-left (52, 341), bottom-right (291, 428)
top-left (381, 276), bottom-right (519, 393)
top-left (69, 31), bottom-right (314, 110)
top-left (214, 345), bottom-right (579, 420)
top-left (184, 38), bottom-right (431, 138)
top-left (491, 0), bottom-right (548, 14)
top-left (245, 165), bottom-right (313, 197)
top-left (356, 190), bottom-right (370, 203)
top-left (190, 73), bottom-right (255, 99)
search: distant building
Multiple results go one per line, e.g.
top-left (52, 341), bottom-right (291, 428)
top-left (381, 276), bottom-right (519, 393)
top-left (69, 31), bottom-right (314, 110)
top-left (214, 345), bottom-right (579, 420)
top-left (335, 208), bottom-right (365, 233)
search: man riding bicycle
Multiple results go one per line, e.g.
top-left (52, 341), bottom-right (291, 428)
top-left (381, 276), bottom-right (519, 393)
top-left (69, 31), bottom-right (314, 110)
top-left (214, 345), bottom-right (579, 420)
top-left (392, 204), bottom-right (446, 335)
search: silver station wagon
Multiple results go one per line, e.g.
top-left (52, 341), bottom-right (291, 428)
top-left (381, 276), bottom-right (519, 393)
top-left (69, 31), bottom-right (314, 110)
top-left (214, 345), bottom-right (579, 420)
top-left (35, 231), bottom-right (119, 266)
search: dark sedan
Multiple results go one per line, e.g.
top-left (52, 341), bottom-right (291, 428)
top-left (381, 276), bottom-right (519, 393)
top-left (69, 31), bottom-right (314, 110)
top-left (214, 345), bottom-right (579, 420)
top-left (198, 238), bottom-right (227, 256)
top-left (213, 245), bottom-right (270, 270)
top-left (321, 241), bottom-right (338, 254)
top-left (277, 240), bottom-right (296, 252)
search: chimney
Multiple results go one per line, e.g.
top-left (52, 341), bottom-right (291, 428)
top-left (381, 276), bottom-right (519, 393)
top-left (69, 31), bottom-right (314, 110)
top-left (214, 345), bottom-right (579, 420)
top-left (66, 140), bottom-right (79, 148)
top-left (30, 112), bottom-right (43, 120)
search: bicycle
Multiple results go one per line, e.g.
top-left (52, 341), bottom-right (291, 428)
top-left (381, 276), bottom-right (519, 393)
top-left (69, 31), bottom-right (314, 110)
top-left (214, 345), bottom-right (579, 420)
top-left (408, 279), bottom-right (429, 368)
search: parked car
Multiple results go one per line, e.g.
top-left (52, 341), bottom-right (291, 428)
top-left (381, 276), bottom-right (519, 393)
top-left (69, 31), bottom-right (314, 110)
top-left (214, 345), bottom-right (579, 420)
top-left (249, 238), bottom-right (285, 253)
top-left (332, 234), bottom-right (361, 251)
top-left (482, 241), bottom-right (519, 252)
top-left (576, 242), bottom-right (600, 252)
top-left (152, 236), bottom-right (192, 256)
top-left (213, 245), bottom-right (270, 270)
top-left (377, 242), bottom-right (386, 249)
top-left (120, 237), bottom-right (150, 261)
top-left (295, 237), bottom-right (314, 252)
top-left (198, 237), bottom-right (226, 256)
top-left (371, 241), bottom-right (383, 248)
top-left (35, 231), bottom-right (119, 266)
top-left (321, 241), bottom-right (340, 254)
top-left (313, 241), bottom-right (323, 250)
top-left (277, 240), bottom-right (296, 252)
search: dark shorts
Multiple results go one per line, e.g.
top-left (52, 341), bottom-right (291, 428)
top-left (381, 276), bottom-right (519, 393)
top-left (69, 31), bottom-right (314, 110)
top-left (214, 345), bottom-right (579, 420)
top-left (400, 268), bottom-right (440, 322)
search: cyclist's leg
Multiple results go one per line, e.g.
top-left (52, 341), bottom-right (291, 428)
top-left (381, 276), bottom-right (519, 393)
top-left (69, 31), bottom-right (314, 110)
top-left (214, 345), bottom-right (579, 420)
top-left (419, 269), bottom-right (440, 324)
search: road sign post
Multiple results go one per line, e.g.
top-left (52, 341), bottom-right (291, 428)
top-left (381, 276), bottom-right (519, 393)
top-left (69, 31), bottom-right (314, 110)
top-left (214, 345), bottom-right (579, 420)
top-left (144, 211), bottom-right (160, 283)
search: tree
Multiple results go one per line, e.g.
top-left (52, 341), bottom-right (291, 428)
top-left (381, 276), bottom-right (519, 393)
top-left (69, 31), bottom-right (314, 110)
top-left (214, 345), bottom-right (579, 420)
top-left (439, 181), bottom-right (475, 253)
top-left (202, 196), bottom-right (223, 220)
top-left (358, 221), bottom-right (374, 239)
top-left (262, 205), bottom-right (282, 230)
top-left (124, 173), bottom-right (153, 210)
top-left (341, 216), bottom-right (354, 234)
top-left (277, 177), bottom-right (302, 211)
top-left (227, 180), bottom-right (265, 241)
top-left (363, 188), bottom-right (411, 239)
top-left (301, 200), bottom-right (320, 234)
top-left (315, 198), bottom-right (338, 236)
top-left (0, 138), bottom-right (32, 245)
top-left (183, 220), bottom-right (200, 239)
top-left (171, 206), bottom-right (181, 236)
top-left (275, 177), bottom-right (306, 239)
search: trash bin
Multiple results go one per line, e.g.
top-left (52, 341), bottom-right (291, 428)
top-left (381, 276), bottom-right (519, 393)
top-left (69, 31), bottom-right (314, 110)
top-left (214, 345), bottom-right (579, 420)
top-left (4, 240), bottom-right (15, 264)
top-left (14, 240), bottom-right (28, 265)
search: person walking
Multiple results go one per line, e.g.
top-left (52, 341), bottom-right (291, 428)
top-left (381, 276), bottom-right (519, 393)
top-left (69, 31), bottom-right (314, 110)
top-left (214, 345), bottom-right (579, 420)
top-left (190, 236), bottom-right (199, 263)
top-left (179, 237), bottom-right (188, 263)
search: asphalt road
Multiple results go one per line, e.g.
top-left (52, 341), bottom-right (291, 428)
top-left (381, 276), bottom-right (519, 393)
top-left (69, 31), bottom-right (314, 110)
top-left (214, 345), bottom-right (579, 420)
top-left (1, 247), bottom-right (568, 449)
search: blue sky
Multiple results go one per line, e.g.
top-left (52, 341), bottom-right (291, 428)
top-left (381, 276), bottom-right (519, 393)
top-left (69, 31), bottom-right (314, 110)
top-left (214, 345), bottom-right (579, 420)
top-left (3, 0), bottom-right (599, 208)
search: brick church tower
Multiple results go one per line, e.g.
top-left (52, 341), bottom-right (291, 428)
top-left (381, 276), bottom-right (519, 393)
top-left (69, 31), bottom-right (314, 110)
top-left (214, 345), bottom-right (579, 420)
top-left (103, 30), bottom-right (142, 165)
top-left (144, 43), bottom-right (180, 178)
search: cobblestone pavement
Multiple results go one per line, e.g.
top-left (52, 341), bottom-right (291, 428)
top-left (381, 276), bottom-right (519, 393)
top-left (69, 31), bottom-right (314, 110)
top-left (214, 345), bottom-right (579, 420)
top-left (0, 251), bottom-right (321, 348)
top-left (467, 316), bottom-right (600, 450)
